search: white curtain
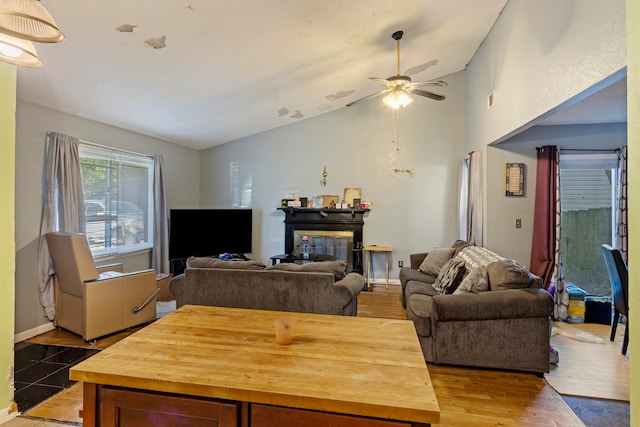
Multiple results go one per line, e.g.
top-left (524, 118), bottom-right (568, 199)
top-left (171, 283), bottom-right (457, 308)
top-left (37, 132), bottom-right (86, 321)
top-left (468, 151), bottom-right (483, 246)
top-left (151, 155), bottom-right (170, 274)
top-left (457, 157), bottom-right (470, 241)
top-left (552, 154), bottom-right (567, 321)
top-left (615, 146), bottom-right (628, 262)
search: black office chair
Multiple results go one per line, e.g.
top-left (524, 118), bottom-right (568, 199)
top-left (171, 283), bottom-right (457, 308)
top-left (601, 244), bottom-right (629, 355)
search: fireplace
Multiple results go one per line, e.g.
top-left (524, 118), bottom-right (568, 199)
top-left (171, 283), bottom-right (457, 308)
top-left (279, 208), bottom-right (368, 273)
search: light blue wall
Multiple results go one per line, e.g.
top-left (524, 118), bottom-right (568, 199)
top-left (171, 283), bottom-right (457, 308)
top-left (485, 123), bottom-right (627, 265)
top-left (199, 71), bottom-right (467, 272)
top-left (465, 0), bottom-right (626, 151)
top-left (14, 101), bottom-right (200, 336)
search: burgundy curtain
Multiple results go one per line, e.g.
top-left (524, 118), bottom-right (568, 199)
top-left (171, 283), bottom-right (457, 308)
top-left (530, 146), bottom-right (557, 289)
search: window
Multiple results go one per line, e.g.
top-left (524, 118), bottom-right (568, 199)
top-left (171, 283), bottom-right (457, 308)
top-left (559, 153), bottom-right (618, 296)
top-left (79, 144), bottom-right (154, 256)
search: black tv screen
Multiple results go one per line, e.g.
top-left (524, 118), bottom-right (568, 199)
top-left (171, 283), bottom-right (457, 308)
top-left (169, 209), bottom-right (252, 260)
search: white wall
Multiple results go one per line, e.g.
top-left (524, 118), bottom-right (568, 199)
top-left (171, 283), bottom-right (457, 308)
top-left (14, 101), bottom-right (200, 336)
top-left (199, 71), bottom-right (466, 273)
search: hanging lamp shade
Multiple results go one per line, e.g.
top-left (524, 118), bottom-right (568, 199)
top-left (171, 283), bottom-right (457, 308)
top-left (0, 31), bottom-right (41, 66)
top-left (0, 0), bottom-right (64, 43)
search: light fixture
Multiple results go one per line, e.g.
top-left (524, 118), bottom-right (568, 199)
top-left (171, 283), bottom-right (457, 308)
top-left (0, 0), bottom-right (64, 42)
top-left (0, 31), bottom-right (40, 66)
top-left (383, 88), bottom-right (413, 109)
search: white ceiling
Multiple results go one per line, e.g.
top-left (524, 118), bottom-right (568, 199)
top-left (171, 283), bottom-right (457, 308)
top-left (16, 0), bottom-right (509, 151)
top-left (16, 1), bottom-right (626, 151)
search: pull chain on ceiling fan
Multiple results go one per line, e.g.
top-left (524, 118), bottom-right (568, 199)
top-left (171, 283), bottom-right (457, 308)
top-left (346, 30), bottom-right (447, 108)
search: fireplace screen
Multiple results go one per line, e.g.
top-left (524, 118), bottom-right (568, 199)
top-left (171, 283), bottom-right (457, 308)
top-left (293, 230), bottom-right (354, 268)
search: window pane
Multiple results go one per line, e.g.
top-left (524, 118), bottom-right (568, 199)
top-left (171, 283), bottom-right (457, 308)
top-left (79, 145), bottom-right (153, 256)
top-left (560, 168), bottom-right (614, 297)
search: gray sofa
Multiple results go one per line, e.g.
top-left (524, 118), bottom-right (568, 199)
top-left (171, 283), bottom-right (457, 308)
top-left (169, 257), bottom-right (365, 316)
top-left (400, 241), bottom-right (554, 374)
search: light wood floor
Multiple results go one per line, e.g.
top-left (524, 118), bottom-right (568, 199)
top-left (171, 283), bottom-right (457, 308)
top-left (9, 284), bottom-right (628, 426)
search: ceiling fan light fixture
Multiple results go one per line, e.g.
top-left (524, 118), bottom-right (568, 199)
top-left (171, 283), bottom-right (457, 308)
top-left (0, 0), bottom-right (64, 43)
top-left (383, 89), bottom-right (412, 109)
top-left (0, 31), bottom-right (41, 66)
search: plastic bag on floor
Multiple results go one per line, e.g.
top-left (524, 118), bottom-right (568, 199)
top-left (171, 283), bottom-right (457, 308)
top-left (551, 322), bottom-right (604, 344)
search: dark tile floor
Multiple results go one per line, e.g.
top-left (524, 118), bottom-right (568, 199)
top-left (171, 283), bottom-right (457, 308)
top-left (13, 342), bottom-right (99, 412)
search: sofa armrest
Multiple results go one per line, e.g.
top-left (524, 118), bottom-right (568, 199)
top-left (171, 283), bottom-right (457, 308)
top-left (168, 273), bottom-right (186, 299)
top-left (333, 273), bottom-right (366, 298)
top-left (425, 288), bottom-right (553, 322)
top-left (410, 253), bottom-right (429, 269)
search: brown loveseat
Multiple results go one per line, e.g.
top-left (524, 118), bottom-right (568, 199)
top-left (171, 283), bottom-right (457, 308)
top-left (169, 257), bottom-right (365, 316)
top-left (399, 241), bottom-right (554, 374)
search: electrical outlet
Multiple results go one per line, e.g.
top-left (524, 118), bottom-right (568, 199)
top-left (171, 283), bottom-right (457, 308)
top-left (398, 260), bottom-right (403, 268)
top-left (516, 218), bottom-right (522, 228)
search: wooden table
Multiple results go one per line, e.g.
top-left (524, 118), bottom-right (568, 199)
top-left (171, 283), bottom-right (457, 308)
top-left (364, 245), bottom-right (393, 289)
top-left (70, 305), bottom-right (440, 426)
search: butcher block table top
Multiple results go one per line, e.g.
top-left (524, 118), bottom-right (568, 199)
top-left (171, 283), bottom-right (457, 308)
top-left (70, 305), bottom-right (440, 424)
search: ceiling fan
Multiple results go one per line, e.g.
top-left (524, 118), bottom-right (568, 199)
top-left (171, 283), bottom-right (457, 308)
top-left (346, 30), bottom-right (447, 108)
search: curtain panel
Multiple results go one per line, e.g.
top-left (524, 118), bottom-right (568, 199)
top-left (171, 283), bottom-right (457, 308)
top-left (37, 132), bottom-right (86, 321)
top-left (615, 146), bottom-right (628, 262)
top-left (152, 155), bottom-right (170, 274)
top-left (467, 151), bottom-right (483, 246)
top-left (457, 157), bottom-right (470, 241)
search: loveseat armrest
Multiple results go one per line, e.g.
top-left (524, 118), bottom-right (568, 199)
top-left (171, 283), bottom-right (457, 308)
top-left (333, 273), bottom-right (366, 298)
top-left (426, 288), bottom-right (553, 322)
top-left (168, 273), bottom-right (186, 301)
top-left (410, 253), bottom-right (429, 269)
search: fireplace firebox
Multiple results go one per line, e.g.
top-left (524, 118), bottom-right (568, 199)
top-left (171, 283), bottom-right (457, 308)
top-left (278, 208), bottom-right (369, 273)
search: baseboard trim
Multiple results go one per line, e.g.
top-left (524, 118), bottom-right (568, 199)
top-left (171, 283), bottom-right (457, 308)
top-left (0, 404), bottom-right (18, 423)
top-left (14, 322), bottom-right (56, 343)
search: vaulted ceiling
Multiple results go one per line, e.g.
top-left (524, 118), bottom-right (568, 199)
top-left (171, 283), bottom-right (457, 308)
top-left (16, 0), bottom-right (508, 150)
top-left (16, 1), bottom-right (625, 151)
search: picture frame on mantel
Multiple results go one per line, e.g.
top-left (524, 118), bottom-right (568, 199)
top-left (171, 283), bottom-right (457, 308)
top-left (505, 163), bottom-right (525, 197)
top-left (343, 188), bottom-right (361, 208)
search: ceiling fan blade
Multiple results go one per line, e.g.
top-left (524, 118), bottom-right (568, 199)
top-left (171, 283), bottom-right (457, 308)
top-left (345, 89), bottom-right (392, 107)
top-left (407, 80), bottom-right (448, 87)
top-left (410, 88), bottom-right (446, 101)
top-left (369, 77), bottom-right (391, 85)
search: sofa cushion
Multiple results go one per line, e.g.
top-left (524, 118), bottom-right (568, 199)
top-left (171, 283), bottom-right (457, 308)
top-left (266, 260), bottom-right (348, 280)
top-left (186, 257), bottom-right (266, 270)
top-left (486, 259), bottom-right (534, 290)
top-left (405, 280), bottom-right (438, 301)
top-left (453, 266), bottom-right (489, 294)
top-left (418, 248), bottom-right (456, 276)
top-left (432, 258), bottom-right (467, 294)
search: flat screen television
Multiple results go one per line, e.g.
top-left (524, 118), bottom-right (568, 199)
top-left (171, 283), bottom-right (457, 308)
top-left (169, 209), bottom-right (252, 260)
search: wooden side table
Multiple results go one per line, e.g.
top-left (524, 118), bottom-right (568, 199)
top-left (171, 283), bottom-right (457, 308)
top-left (363, 245), bottom-right (393, 289)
